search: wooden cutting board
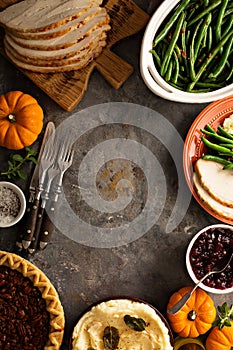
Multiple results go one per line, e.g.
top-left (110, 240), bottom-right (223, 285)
top-left (0, 0), bottom-right (149, 111)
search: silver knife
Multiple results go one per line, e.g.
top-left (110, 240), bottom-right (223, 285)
top-left (19, 122), bottom-right (55, 250)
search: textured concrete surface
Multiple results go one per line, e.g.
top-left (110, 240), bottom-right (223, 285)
top-left (0, 1), bottom-right (232, 349)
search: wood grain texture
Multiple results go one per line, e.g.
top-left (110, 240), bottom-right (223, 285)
top-left (0, 0), bottom-right (149, 111)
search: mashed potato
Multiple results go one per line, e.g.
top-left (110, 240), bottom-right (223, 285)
top-left (71, 299), bottom-right (173, 350)
top-left (223, 114), bottom-right (233, 134)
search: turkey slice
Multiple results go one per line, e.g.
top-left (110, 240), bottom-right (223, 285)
top-left (193, 172), bottom-right (233, 220)
top-left (8, 10), bottom-right (110, 50)
top-left (195, 158), bottom-right (233, 208)
top-left (0, 0), bottom-right (103, 32)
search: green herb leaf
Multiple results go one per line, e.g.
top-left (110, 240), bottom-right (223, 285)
top-left (29, 156), bottom-right (38, 164)
top-left (103, 326), bottom-right (120, 350)
top-left (17, 169), bottom-right (27, 180)
top-left (0, 146), bottom-right (37, 181)
top-left (124, 315), bottom-right (147, 332)
top-left (12, 154), bottom-right (24, 162)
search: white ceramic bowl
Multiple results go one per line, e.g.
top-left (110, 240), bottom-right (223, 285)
top-left (0, 181), bottom-right (26, 228)
top-left (186, 224), bottom-right (233, 294)
top-left (140, 0), bottom-right (233, 103)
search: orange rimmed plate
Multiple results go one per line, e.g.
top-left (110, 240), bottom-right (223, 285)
top-left (183, 95), bottom-right (233, 225)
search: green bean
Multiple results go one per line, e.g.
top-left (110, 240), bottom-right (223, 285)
top-left (153, 0), bottom-right (191, 47)
top-left (218, 125), bottom-right (233, 140)
top-left (195, 81), bottom-right (225, 88)
top-left (165, 60), bottom-right (173, 81)
top-left (160, 11), bottom-right (186, 76)
top-left (207, 25), bottom-right (212, 52)
top-left (202, 154), bottom-right (232, 165)
top-left (222, 14), bottom-right (233, 38)
top-left (194, 13), bottom-right (212, 61)
top-left (219, 143), bottom-right (233, 148)
top-left (187, 28), bottom-right (233, 90)
top-left (181, 20), bottom-right (189, 73)
top-left (200, 128), bottom-right (233, 144)
top-left (189, 20), bottom-right (202, 81)
top-left (209, 35), bottom-right (233, 78)
top-left (205, 124), bottom-right (217, 133)
top-left (201, 137), bottom-right (233, 155)
top-left (226, 63), bottom-right (233, 81)
top-left (187, 0), bottom-right (221, 27)
top-left (171, 51), bottom-right (179, 84)
top-left (223, 163), bottom-right (233, 169)
top-left (203, 0), bottom-right (209, 6)
top-left (150, 49), bottom-right (161, 67)
top-left (216, 0), bottom-right (229, 43)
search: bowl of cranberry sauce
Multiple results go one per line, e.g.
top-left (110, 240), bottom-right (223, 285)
top-left (186, 224), bottom-right (233, 294)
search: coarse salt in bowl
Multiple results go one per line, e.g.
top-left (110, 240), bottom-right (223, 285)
top-left (140, 0), bottom-right (233, 103)
top-left (186, 224), bottom-right (233, 294)
top-left (0, 181), bottom-right (26, 228)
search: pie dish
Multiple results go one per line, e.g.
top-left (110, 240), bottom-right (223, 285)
top-left (0, 250), bottom-right (65, 349)
top-left (183, 95), bottom-right (233, 224)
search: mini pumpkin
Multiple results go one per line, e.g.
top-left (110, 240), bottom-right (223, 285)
top-left (206, 322), bottom-right (233, 350)
top-left (167, 286), bottom-right (216, 338)
top-left (0, 90), bottom-right (44, 150)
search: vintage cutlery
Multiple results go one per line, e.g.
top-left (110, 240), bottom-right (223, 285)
top-left (39, 140), bottom-right (75, 250)
top-left (21, 123), bottom-right (56, 249)
top-left (167, 253), bottom-right (233, 315)
top-left (16, 122), bottom-right (55, 250)
top-left (28, 161), bottom-right (60, 254)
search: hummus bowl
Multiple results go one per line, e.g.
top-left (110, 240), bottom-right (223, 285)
top-left (69, 297), bottom-right (174, 350)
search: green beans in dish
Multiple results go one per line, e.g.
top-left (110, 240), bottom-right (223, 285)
top-left (151, 0), bottom-right (233, 93)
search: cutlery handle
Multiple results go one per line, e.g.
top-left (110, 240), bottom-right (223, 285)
top-left (28, 205), bottom-right (45, 254)
top-left (39, 200), bottom-right (57, 250)
top-left (21, 198), bottom-right (40, 249)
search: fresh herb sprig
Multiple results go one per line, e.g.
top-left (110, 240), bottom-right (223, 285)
top-left (0, 146), bottom-right (37, 180)
top-left (213, 302), bottom-right (233, 329)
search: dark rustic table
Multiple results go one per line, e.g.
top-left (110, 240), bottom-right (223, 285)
top-left (0, 1), bottom-right (232, 349)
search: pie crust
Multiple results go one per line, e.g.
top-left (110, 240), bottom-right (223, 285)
top-left (0, 250), bottom-right (65, 349)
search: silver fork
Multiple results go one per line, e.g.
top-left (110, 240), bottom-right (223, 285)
top-left (38, 140), bottom-right (75, 250)
top-left (22, 134), bottom-right (56, 249)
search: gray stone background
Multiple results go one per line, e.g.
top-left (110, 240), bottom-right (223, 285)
top-left (0, 0), bottom-right (232, 348)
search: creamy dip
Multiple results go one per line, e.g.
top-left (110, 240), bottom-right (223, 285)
top-left (72, 299), bottom-right (173, 350)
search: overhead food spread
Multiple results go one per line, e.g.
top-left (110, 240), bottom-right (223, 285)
top-left (0, 0), bottom-right (232, 350)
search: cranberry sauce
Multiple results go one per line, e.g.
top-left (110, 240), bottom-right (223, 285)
top-left (189, 227), bottom-right (233, 289)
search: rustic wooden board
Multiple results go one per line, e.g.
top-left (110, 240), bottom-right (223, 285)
top-left (0, 0), bottom-right (149, 111)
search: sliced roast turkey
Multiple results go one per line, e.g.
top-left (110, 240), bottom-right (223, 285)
top-left (193, 172), bottom-right (233, 220)
top-left (7, 7), bottom-right (104, 40)
top-left (7, 9), bottom-right (110, 50)
top-left (0, 0), bottom-right (103, 32)
top-left (195, 158), bottom-right (233, 208)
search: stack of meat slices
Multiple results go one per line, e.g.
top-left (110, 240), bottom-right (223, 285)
top-left (193, 158), bottom-right (233, 220)
top-left (0, 0), bottom-right (111, 72)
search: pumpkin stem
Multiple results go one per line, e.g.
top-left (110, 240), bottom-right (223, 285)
top-left (8, 114), bottom-right (16, 123)
top-left (188, 310), bottom-right (197, 321)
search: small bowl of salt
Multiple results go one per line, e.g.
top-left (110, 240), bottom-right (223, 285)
top-left (0, 182), bottom-right (26, 228)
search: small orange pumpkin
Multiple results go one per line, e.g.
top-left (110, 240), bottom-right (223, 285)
top-left (0, 90), bottom-right (44, 150)
top-left (206, 322), bottom-right (233, 350)
top-left (167, 286), bottom-right (216, 338)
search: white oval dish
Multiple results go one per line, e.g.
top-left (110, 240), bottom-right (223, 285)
top-left (0, 181), bottom-right (26, 228)
top-left (140, 0), bottom-right (233, 103)
top-left (186, 224), bottom-right (233, 294)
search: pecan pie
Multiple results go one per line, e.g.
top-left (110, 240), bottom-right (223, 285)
top-left (0, 250), bottom-right (65, 350)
